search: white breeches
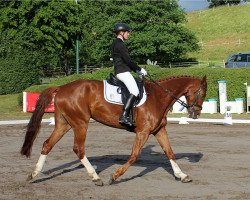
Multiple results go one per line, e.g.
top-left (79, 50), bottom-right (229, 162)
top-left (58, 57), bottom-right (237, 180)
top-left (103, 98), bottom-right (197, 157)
top-left (116, 72), bottom-right (139, 97)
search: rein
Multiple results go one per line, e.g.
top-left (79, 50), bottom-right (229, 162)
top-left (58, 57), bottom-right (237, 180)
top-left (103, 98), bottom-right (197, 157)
top-left (145, 74), bottom-right (203, 110)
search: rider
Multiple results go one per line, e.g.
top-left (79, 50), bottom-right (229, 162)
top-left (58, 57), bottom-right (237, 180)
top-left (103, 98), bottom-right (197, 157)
top-left (111, 22), bottom-right (147, 126)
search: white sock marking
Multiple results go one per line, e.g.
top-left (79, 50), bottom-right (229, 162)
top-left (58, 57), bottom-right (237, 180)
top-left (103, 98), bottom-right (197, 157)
top-left (32, 154), bottom-right (47, 178)
top-left (81, 156), bottom-right (100, 180)
top-left (170, 159), bottom-right (188, 180)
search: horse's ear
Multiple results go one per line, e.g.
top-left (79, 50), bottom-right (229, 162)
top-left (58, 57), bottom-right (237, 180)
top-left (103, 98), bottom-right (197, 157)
top-left (202, 75), bottom-right (207, 83)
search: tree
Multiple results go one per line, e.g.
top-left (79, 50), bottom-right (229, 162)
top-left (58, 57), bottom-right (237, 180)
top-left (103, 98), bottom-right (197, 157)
top-left (80, 0), bottom-right (199, 65)
top-left (0, 0), bottom-right (83, 75)
top-left (0, 0), bottom-right (200, 94)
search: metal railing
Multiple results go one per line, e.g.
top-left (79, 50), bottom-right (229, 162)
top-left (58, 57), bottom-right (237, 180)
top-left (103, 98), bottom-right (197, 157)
top-left (159, 60), bottom-right (225, 68)
top-left (40, 65), bottom-right (101, 84)
top-left (42, 65), bottom-right (100, 77)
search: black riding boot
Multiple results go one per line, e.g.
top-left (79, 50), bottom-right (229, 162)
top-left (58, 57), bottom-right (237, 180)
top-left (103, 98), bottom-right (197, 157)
top-left (119, 94), bottom-right (137, 126)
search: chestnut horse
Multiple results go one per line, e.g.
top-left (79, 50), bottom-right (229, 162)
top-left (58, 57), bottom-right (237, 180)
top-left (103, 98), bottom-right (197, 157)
top-left (21, 75), bottom-right (207, 186)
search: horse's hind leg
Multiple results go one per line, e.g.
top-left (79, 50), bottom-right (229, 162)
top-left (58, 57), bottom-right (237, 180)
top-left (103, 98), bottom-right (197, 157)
top-left (154, 127), bottom-right (192, 183)
top-left (72, 125), bottom-right (103, 186)
top-left (27, 114), bottom-right (71, 181)
top-left (109, 132), bottom-right (149, 184)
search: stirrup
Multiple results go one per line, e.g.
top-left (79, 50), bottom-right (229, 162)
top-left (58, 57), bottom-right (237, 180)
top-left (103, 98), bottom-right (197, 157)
top-left (119, 115), bottom-right (135, 127)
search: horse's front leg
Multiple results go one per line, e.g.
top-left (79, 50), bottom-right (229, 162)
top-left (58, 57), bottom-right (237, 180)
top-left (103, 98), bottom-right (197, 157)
top-left (109, 132), bottom-right (149, 185)
top-left (154, 127), bottom-right (192, 183)
top-left (73, 126), bottom-right (103, 186)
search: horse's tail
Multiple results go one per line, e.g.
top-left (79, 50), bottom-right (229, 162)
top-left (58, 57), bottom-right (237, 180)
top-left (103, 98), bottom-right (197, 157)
top-left (21, 87), bottom-right (59, 158)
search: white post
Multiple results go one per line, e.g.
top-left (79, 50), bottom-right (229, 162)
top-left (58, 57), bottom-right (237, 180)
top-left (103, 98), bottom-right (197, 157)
top-left (208, 98), bottom-right (217, 114)
top-left (218, 80), bottom-right (227, 114)
top-left (23, 92), bottom-right (27, 113)
top-left (235, 98), bottom-right (244, 114)
top-left (245, 83), bottom-right (250, 113)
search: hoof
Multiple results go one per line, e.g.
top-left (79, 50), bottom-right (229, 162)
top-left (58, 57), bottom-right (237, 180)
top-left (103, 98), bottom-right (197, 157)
top-left (26, 174), bottom-right (33, 181)
top-left (93, 178), bottom-right (104, 186)
top-left (108, 174), bottom-right (115, 185)
top-left (181, 176), bottom-right (192, 183)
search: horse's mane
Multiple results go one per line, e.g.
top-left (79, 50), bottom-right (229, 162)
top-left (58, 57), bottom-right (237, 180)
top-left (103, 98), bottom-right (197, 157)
top-left (157, 75), bottom-right (199, 83)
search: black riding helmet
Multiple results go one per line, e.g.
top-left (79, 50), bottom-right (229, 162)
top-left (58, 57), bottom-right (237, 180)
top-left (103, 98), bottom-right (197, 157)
top-left (113, 23), bottom-right (130, 34)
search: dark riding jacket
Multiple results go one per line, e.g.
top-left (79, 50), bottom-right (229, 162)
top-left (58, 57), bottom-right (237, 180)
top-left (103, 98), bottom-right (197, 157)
top-left (111, 38), bottom-right (141, 75)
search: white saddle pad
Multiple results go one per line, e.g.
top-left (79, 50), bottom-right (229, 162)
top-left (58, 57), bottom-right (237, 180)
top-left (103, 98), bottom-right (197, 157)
top-left (103, 80), bottom-right (147, 107)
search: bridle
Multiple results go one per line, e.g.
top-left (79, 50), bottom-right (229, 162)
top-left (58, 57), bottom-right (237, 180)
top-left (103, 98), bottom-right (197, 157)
top-left (185, 83), bottom-right (203, 118)
top-left (145, 74), bottom-right (204, 117)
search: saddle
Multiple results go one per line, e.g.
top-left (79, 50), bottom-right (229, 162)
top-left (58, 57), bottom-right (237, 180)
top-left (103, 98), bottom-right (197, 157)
top-left (106, 73), bottom-right (144, 106)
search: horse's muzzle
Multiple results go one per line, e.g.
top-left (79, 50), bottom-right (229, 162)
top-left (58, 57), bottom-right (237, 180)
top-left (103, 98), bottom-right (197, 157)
top-left (188, 111), bottom-right (199, 119)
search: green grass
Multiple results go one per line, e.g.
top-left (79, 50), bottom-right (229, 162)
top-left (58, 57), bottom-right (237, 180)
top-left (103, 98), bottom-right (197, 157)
top-left (0, 94), bottom-right (53, 120)
top-left (186, 4), bottom-right (250, 61)
top-left (168, 112), bottom-right (250, 119)
top-left (1, 93), bottom-right (250, 121)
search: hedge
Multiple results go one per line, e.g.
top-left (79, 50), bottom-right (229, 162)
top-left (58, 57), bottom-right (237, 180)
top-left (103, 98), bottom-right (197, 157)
top-left (24, 66), bottom-right (250, 102)
top-left (0, 57), bottom-right (40, 95)
top-left (0, 37), bottom-right (41, 95)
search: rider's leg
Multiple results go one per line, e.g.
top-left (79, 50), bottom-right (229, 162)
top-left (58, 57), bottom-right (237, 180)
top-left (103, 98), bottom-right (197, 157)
top-left (116, 72), bottom-right (139, 126)
top-left (119, 94), bottom-right (137, 126)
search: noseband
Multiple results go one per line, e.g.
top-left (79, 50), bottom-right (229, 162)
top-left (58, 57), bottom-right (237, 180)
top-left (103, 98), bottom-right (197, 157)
top-left (146, 74), bottom-right (204, 115)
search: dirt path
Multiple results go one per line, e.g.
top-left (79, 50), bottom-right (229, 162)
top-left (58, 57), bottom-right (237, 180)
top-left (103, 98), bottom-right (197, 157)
top-left (0, 122), bottom-right (249, 200)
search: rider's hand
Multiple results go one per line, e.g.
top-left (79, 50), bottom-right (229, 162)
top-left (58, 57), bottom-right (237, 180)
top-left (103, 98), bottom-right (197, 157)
top-left (137, 68), bottom-right (147, 78)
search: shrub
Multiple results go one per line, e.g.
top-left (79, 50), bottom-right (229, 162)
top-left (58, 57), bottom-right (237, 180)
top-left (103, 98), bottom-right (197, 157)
top-left (0, 56), bottom-right (40, 94)
top-left (0, 36), bottom-right (41, 94)
top-left (24, 66), bottom-right (250, 102)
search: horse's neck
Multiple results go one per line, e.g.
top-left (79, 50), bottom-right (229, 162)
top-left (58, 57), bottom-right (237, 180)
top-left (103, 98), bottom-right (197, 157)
top-left (158, 77), bottom-right (193, 98)
top-left (151, 77), bottom-right (194, 113)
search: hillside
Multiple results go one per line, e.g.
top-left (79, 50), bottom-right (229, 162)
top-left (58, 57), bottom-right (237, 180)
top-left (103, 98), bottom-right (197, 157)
top-left (186, 4), bottom-right (250, 62)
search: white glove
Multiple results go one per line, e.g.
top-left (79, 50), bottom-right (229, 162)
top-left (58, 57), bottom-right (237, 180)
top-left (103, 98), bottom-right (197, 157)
top-left (140, 68), bottom-right (147, 77)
